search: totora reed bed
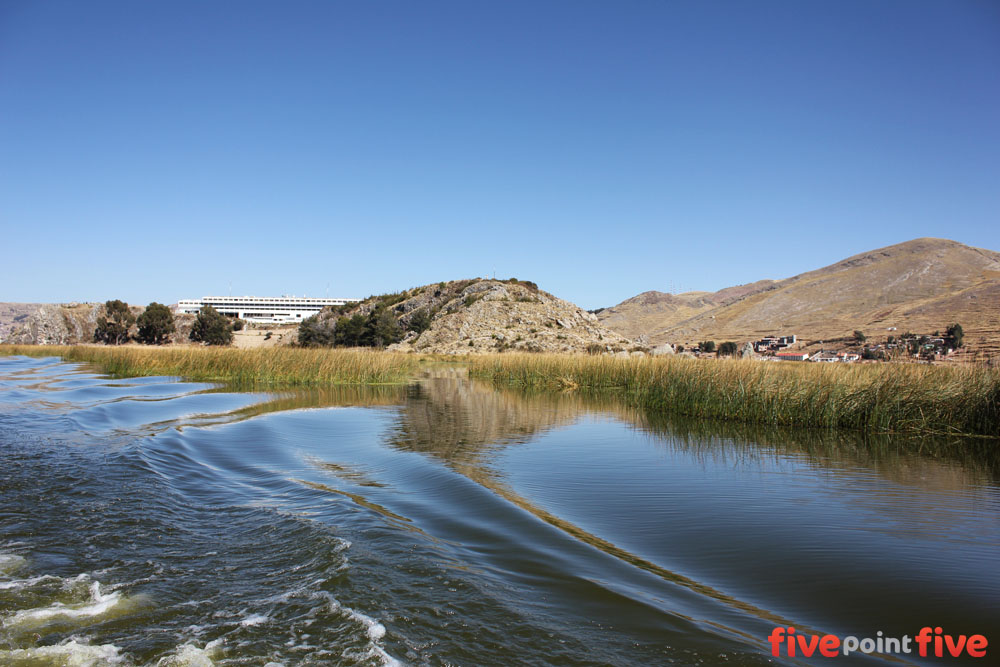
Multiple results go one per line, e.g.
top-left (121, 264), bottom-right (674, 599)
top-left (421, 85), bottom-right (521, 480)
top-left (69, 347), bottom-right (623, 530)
top-left (467, 353), bottom-right (1000, 437)
top-left (2, 345), bottom-right (998, 436)
top-left (0, 345), bottom-right (419, 386)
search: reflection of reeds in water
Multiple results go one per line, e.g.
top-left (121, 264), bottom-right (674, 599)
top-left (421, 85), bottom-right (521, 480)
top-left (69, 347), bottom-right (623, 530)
top-left (630, 411), bottom-right (1000, 488)
top-left (387, 369), bottom-right (617, 465)
top-left (0, 345), bottom-right (418, 386)
top-left (376, 372), bottom-right (999, 494)
top-left (231, 384), bottom-right (408, 418)
top-left (468, 353), bottom-right (1000, 436)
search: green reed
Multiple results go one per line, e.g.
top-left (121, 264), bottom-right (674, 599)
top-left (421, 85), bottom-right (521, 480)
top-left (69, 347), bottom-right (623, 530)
top-left (0, 345), bottom-right (419, 386)
top-left (467, 354), bottom-right (1000, 436)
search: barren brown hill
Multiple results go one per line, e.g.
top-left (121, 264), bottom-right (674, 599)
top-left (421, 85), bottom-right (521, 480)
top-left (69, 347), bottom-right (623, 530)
top-left (596, 280), bottom-right (776, 341)
top-left (599, 238), bottom-right (1000, 351)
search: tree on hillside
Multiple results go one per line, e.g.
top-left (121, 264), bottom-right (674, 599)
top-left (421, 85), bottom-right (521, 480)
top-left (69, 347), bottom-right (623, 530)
top-left (190, 306), bottom-right (233, 346)
top-left (136, 302), bottom-right (175, 345)
top-left (407, 308), bottom-right (432, 335)
top-left (334, 314), bottom-right (367, 347)
top-left (370, 307), bottom-right (403, 347)
top-left (718, 341), bottom-right (737, 356)
top-left (946, 323), bottom-right (964, 349)
top-left (699, 340), bottom-right (716, 353)
top-left (94, 299), bottom-right (135, 345)
top-left (298, 314), bottom-right (336, 347)
top-left (854, 330), bottom-right (866, 343)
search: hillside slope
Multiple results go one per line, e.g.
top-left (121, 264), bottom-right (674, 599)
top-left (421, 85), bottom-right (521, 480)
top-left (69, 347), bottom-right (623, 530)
top-left (0, 303), bottom-right (101, 345)
top-left (307, 278), bottom-right (633, 354)
top-left (599, 238), bottom-right (1000, 346)
top-left (596, 280), bottom-right (775, 341)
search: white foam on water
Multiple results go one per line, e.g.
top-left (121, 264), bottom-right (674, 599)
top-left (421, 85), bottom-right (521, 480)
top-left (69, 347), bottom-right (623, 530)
top-left (2, 580), bottom-right (143, 631)
top-left (0, 552), bottom-right (27, 575)
top-left (239, 613), bottom-right (269, 627)
top-left (155, 640), bottom-right (222, 666)
top-left (0, 574), bottom-right (61, 590)
top-left (324, 596), bottom-right (402, 666)
top-left (0, 639), bottom-right (126, 666)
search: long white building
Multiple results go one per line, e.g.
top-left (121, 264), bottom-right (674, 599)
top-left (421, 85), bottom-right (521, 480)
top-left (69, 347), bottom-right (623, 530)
top-left (176, 296), bottom-right (359, 324)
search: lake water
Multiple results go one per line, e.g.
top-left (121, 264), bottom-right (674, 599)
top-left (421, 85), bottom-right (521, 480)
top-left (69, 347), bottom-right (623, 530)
top-left (1, 356), bottom-right (998, 666)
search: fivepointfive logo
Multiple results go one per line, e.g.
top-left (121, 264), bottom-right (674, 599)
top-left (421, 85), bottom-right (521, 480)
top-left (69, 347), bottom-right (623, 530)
top-left (767, 626), bottom-right (989, 659)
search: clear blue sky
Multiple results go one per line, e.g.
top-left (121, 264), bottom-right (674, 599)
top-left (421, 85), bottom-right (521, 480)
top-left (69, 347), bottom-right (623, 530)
top-left (2, 1), bottom-right (998, 309)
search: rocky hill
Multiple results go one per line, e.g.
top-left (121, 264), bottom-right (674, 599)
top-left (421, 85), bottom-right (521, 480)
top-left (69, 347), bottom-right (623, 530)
top-left (0, 303), bottom-right (198, 346)
top-left (306, 278), bottom-right (633, 354)
top-left (598, 238), bottom-right (1000, 349)
top-left (0, 303), bottom-right (101, 345)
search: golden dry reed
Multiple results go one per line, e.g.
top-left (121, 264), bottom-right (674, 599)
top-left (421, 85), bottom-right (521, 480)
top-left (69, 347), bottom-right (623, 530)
top-left (0, 345), bottom-right (419, 386)
top-left (468, 353), bottom-right (1000, 436)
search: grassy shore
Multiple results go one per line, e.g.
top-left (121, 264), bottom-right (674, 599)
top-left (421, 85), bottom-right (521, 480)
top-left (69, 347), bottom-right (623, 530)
top-left (467, 353), bottom-right (1000, 436)
top-left (3, 345), bottom-right (998, 435)
top-left (0, 345), bottom-right (419, 386)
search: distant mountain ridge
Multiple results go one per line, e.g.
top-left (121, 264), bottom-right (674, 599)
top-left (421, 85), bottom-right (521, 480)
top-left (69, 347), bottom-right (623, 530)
top-left (598, 238), bottom-right (1000, 348)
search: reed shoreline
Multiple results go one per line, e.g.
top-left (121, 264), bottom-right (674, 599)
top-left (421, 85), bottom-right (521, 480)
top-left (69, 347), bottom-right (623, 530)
top-left (466, 353), bottom-right (1000, 437)
top-left (2, 345), bottom-right (998, 436)
top-left (0, 344), bottom-right (420, 386)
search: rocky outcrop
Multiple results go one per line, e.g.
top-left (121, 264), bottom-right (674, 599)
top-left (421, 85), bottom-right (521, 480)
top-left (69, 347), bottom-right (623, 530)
top-left (395, 280), bottom-right (632, 354)
top-left (310, 279), bottom-right (633, 354)
top-left (0, 303), bottom-right (44, 342)
top-left (1, 303), bottom-right (100, 345)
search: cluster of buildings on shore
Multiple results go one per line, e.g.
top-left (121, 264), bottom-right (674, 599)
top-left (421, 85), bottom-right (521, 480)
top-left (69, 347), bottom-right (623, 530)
top-left (863, 335), bottom-right (955, 360)
top-left (753, 335), bottom-right (798, 353)
top-left (772, 350), bottom-right (861, 363)
top-left (748, 330), bottom-right (956, 363)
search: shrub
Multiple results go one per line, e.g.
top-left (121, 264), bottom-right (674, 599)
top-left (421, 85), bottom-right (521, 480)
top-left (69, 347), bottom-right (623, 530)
top-left (947, 323), bottom-right (964, 348)
top-left (718, 341), bottom-right (738, 356)
top-left (136, 302), bottom-right (175, 345)
top-left (298, 314), bottom-right (336, 348)
top-left (370, 308), bottom-right (402, 347)
top-left (190, 306), bottom-right (233, 346)
top-left (378, 292), bottom-right (408, 308)
top-left (699, 341), bottom-right (716, 353)
top-left (334, 314), bottom-right (367, 347)
top-left (94, 300), bottom-right (135, 345)
top-left (407, 308), bottom-right (432, 335)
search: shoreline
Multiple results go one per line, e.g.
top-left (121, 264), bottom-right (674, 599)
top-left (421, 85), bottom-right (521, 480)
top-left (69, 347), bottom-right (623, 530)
top-left (2, 344), bottom-right (998, 437)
